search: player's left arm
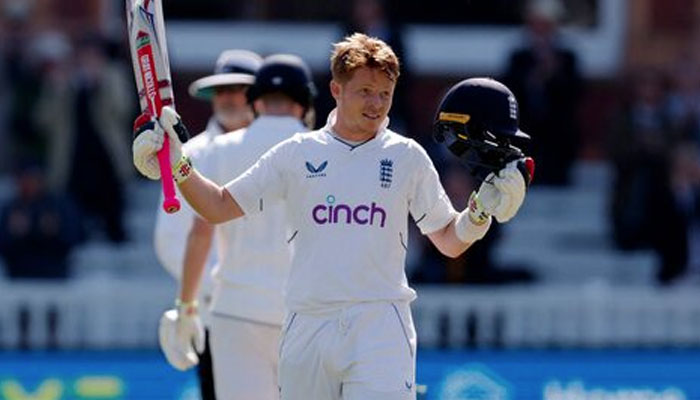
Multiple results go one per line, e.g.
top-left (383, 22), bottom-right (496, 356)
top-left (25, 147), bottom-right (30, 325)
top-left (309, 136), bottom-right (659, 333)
top-left (178, 216), bottom-right (214, 304)
top-left (427, 218), bottom-right (473, 257)
top-left (427, 160), bottom-right (527, 258)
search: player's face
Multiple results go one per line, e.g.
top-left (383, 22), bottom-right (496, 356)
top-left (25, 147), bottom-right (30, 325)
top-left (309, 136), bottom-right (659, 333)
top-left (212, 84), bottom-right (253, 131)
top-left (332, 67), bottom-right (395, 139)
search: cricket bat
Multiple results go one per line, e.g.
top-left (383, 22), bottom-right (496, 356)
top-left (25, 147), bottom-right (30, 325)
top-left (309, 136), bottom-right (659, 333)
top-left (126, 0), bottom-right (180, 213)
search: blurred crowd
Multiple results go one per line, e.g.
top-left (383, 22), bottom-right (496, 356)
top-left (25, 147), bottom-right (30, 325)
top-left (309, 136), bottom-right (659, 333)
top-left (609, 59), bottom-right (700, 285)
top-left (0, 0), bottom-right (136, 280)
top-left (0, 0), bottom-right (698, 289)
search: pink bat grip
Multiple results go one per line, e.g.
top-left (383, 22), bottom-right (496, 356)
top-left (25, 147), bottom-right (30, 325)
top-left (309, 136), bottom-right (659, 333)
top-left (134, 33), bottom-right (180, 214)
top-left (157, 136), bottom-right (180, 213)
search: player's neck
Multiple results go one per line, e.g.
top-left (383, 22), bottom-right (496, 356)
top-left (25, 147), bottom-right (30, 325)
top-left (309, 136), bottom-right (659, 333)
top-left (219, 120), bottom-right (247, 133)
top-left (332, 119), bottom-right (376, 143)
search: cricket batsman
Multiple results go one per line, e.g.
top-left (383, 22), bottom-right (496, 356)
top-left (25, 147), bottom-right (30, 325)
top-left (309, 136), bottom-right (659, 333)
top-left (134, 33), bottom-right (531, 399)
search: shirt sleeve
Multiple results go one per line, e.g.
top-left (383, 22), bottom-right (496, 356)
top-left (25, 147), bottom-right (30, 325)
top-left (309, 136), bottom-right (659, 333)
top-left (224, 138), bottom-right (292, 216)
top-left (408, 142), bottom-right (457, 235)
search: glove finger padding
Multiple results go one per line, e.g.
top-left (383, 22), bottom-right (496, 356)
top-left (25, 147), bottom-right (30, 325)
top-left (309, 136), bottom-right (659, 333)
top-left (133, 127), bottom-right (165, 180)
top-left (157, 106), bottom-right (187, 165)
top-left (492, 162), bottom-right (526, 223)
top-left (194, 325), bottom-right (205, 354)
top-left (174, 330), bottom-right (200, 367)
top-left (159, 309), bottom-right (198, 371)
top-left (175, 304), bottom-right (205, 358)
top-left (476, 172), bottom-right (502, 214)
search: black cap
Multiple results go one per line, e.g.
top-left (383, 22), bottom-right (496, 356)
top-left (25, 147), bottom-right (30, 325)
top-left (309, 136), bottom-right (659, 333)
top-left (435, 77), bottom-right (529, 140)
top-left (246, 54), bottom-right (317, 109)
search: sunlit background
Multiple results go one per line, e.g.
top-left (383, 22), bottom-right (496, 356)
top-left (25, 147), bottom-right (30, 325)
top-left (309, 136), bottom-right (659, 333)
top-left (1, 0), bottom-right (700, 399)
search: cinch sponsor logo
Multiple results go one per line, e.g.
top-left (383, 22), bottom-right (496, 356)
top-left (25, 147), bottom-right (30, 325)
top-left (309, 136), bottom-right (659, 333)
top-left (312, 195), bottom-right (386, 227)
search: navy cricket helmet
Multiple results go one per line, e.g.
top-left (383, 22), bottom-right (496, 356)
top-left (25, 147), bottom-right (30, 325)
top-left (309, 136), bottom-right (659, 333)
top-left (433, 77), bottom-right (533, 184)
top-left (246, 54), bottom-right (317, 110)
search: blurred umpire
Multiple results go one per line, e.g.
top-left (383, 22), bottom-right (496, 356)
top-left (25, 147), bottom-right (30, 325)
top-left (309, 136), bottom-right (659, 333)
top-left (153, 49), bottom-right (263, 400)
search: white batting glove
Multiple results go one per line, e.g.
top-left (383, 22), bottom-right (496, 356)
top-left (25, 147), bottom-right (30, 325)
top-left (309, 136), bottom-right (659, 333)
top-left (132, 118), bottom-right (164, 180)
top-left (131, 108), bottom-right (186, 180)
top-left (158, 106), bottom-right (194, 183)
top-left (470, 160), bottom-right (527, 224)
top-left (158, 300), bottom-right (205, 371)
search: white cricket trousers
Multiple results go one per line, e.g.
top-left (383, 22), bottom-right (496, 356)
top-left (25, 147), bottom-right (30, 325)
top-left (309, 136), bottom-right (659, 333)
top-left (210, 313), bottom-right (281, 400)
top-left (279, 301), bottom-right (417, 400)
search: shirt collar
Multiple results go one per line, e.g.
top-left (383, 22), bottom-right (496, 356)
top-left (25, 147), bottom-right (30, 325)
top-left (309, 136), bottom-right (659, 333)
top-left (323, 108), bottom-right (390, 142)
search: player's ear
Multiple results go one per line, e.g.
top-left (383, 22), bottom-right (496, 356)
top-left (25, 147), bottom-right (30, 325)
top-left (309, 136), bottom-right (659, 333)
top-left (253, 99), bottom-right (265, 114)
top-left (330, 79), bottom-right (341, 101)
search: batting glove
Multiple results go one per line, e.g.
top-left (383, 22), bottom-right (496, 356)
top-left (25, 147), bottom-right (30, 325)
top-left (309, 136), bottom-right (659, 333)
top-left (470, 159), bottom-right (527, 224)
top-left (132, 107), bottom-right (191, 181)
top-left (158, 300), bottom-right (205, 371)
top-left (158, 106), bottom-right (193, 184)
top-left (132, 113), bottom-right (165, 180)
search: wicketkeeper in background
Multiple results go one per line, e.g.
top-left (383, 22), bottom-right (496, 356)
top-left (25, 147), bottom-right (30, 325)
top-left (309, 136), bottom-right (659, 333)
top-left (153, 49), bottom-right (262, 400)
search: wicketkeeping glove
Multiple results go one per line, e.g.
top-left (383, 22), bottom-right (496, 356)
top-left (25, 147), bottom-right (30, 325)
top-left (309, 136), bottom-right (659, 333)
top-left (158, 300), bottom-right (205, 371)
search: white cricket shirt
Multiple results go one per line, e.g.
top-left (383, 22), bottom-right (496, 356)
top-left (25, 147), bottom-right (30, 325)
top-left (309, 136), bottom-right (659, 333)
top-left (226, 110), bottom-right (456, 314)
top-left (204, 116), bottom-right (304, 325)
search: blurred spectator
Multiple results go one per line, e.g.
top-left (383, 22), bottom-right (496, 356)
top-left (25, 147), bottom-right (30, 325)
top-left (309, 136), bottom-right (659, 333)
top-left (502, 0), bottom-right (582, 186)
top-left (608, 67), bottom-right (695, 284)
top-left (666, 53), bottom-right (700, 145)
top-left (0, 160), bottom-right (83, 279)
top-left (667, 142), bottom-right (700, 283)
top-left (609, 68), bottom-right (672, 251)
top-left (344, 0), bottom-right (406, 59)
top-left (1, 2), bottom-right (44, 173)
top-left (663, 51), bottom-right (700, 283)
top-left (35, 33), bottom-right (133, 243)
top-left (411, 162), bottom-right (536, 284)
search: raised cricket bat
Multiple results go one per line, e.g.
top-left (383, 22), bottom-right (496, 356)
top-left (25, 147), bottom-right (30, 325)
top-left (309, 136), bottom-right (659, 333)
top-left (126, 0), bottom-right (180, 213)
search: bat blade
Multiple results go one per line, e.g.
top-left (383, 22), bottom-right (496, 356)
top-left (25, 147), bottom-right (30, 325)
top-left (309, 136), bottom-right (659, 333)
top-left (128, 0), bottom-right (175, 114)
top-left (127, 0), bottom-right (180, 213)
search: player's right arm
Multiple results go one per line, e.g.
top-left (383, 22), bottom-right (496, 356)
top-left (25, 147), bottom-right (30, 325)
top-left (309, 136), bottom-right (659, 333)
top-left (133, 106), bottom-right (245, 223)
top-left (177, 169), bottom-right (244, 223)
